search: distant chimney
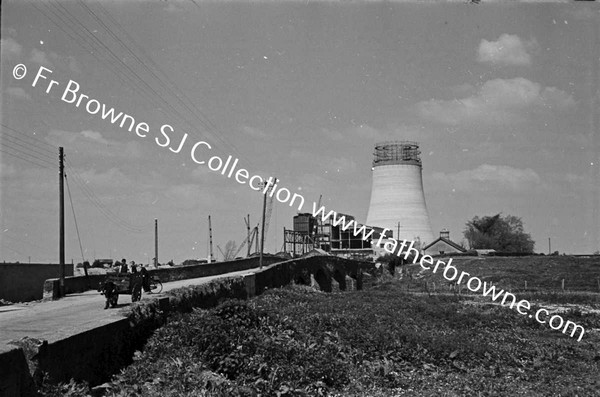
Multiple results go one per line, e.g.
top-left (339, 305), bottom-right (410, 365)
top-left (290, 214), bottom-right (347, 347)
top-left (440, 228), bottom-right (450, 239)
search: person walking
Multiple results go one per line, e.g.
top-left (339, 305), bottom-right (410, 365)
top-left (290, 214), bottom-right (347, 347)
top-left (140, 266), bottom-right (151, 293)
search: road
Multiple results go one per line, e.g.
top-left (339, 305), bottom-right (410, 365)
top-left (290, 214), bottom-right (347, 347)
top-left (0, 268), bottom-right (259, 349)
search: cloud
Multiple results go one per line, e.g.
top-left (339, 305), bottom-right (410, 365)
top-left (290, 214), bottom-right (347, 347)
top-left (432, 164), bottom-right (542, 191)
top-left (1, 38), bottom-right (22, 60)
top-left (163, 184), bottom-right (212, 209)
top-left (46, 129), bottom-right (142, 159)
top-left (417, 78), bottom-right (575, 126)
top-left (326, 156), bottom-right (357, 173)
top-left (30, 48), bottom-right (53, 67)
top-left (68, 56), bottom-right (82, 74)
top-left (77, 167), bottom-right (132, 189)
top-left (0, 162), bottom-right (18, 178)
top-left (478, 34), bottom-right (537, 66)
top-left (5, 87), bottom-right (31, 101)
top-left (81, 130), bottom-right (110, 145)
top-left (240, 126), bottom-right (268, 139)
top-left (318, 127), bottom-right (344, 141)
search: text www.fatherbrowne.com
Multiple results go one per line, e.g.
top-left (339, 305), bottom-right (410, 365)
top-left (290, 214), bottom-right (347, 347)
top-left (311, 203), bottom-right (586, 342)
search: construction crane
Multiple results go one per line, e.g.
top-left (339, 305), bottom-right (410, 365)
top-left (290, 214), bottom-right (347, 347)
top-left (233, 222), bottom-right (259, 258)
top-left (216, 245), bottom-right (225, 261)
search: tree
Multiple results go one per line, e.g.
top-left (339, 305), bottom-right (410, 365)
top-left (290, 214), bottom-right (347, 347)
top-left (464, 213), bottom-right (535, 253)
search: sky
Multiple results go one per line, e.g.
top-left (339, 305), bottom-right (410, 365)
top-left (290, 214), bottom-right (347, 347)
top-left (1, 0), bottom-right (599, 264)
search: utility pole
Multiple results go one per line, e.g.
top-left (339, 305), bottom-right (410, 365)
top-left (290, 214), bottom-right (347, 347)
top-left (260, 186), bottom-right (267, 268)
top-left (208, 215), bottom-right (214, 263)
top-left (154, 218), bottom-right (158, 268)
top-left (59, 147), bottom-right (65, 297)
top-left (246, 214), bottom-right (251, 257)
top-left (397, 221), bottom-right (401, 240)
top-left (548, 237), bottom-right (551, 255)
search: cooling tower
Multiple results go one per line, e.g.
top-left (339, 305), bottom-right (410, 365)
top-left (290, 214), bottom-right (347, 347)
top-left (366, 141), bottom-right (434, 246)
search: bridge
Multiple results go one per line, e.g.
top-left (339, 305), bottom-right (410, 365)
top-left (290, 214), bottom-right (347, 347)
top-left (0, 255), bottom-right (374, 397)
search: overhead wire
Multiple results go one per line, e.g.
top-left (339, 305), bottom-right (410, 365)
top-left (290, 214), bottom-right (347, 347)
top-left (0, 143), bottom-right (55, 169)
top-left (64, 157), bottom-right (152, 232)
top-left (64, 158), bottom-right (148, 233)
top-left (85, 1), bottom-right (253, 165)
top-left (37, 0), bottom-right (254, 168)
top-left (0, 134), bottom-right (56, 164)
top-left (65, 173), bottom-right (86, 263)
top-left (1, 124), bottom-right (57, 156)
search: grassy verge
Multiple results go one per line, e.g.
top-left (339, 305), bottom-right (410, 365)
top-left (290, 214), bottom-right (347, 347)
top-left (41, 279), bottom-right (600, 397)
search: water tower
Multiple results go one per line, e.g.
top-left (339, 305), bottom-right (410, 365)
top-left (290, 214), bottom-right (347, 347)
top-left (366, 141), bottom-right (434, 246)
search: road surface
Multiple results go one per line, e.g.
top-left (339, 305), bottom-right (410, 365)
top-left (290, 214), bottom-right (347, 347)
top-left (0, 268), bottom-right (259, 349)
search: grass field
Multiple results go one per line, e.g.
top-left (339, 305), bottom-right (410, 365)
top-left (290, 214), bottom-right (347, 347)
top-left (408, 256), bottom-right (600, 292)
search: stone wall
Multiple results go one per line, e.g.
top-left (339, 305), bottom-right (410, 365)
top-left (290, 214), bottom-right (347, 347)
top-left (43, 256), bottom-right (282, 300)
top-left (0, 263), bottom-right (73, 303)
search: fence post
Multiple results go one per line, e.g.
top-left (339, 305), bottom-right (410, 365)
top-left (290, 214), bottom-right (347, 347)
top-left (561, 279), bottom-right (565, 291)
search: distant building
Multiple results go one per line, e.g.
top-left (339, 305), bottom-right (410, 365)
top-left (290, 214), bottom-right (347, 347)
top-left (423, 229), bottom-right (467, 256)
top-left (284, 212), bottom-right (383, 260)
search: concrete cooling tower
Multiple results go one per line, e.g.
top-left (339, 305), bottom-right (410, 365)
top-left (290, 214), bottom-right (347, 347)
top-left (366, 141), bottom-right (434, 246)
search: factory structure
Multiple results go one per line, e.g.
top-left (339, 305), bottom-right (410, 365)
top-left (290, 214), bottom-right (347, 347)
top-left (283, 141), bottom-right (439, 260)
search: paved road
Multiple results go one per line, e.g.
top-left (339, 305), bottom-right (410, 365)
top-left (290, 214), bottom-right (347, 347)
top-left (0, 268), bottom-right (259, 349)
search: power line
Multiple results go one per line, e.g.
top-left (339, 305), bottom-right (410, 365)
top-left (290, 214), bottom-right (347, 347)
top-left (35, 1), bottom-right (255, 168)
top-left (65, 173), bottom-right (86, 263)
top-left (63, 157), bottom-right (149, 233)
top-left (0, 147), bottom-right (54, 169)
top-left (0, 140), bottom-right (55, 167)
top-left (1, 124), bottom-right (56, 155)
top-left (1, 134), bottom-right (56, 163)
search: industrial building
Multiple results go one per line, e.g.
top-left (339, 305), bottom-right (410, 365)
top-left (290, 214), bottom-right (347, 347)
top-left (365, 141), bottom-right (435, 246)
top-left (283, 213), bottom-right (385, 260)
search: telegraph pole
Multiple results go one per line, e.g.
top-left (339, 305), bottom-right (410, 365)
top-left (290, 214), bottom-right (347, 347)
top-left (548, 237), bottom-right (551, 255)
top-left (260, 188), bottom-right (267, 269)
top-left (154, 218), bottom-right (158, 268)
top-left (208, 215), bottom-right (214, 263)
top-left (59, 147), bottom-right (65, 297)
top-left (246, 214), bottom-right (251, 257)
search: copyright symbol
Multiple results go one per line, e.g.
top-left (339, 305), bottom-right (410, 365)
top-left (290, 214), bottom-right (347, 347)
top-left (13, 64), bottom-right (27, 79)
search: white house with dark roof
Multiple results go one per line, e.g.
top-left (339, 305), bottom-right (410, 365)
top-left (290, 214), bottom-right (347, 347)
top-left (423, 229), bottom-right (467, 256)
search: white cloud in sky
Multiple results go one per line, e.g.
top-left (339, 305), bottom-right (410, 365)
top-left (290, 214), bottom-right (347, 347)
top-left (432, 164), bottom-right (542, 191)
top-left (46, 129), bottom-right (143, 159)
top-left (5, 87), bottom-right (31, 101)
top-left (478, 34), bottom-right (537, 66)
top-left (0, 163), bottom-right (18, 178)
top-left (30, 48), bottom-right (53, 67)
top-left (417, 77), bottom-right (575, 126)
top-left (163, 184), bottom-right (212, 209)
top-left (240, 125), bottom-right (268, 139)
top-left (0, 38), bottom-right (22, 60)
top-left (81, 130), bottom-right (110, 145)
top-left (78, 167), bottom-right (132, 189)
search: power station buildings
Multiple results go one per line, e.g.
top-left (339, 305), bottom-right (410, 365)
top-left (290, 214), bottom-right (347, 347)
top-left (283, 141), bottom-right (436, 260)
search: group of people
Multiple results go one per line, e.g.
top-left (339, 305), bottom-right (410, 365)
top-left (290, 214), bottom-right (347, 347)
top-left (114, 258), bottom-right (151, 293)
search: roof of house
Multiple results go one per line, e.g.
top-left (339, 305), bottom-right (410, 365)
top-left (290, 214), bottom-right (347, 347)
top-left (423, 237), bottom-right (467, 253)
